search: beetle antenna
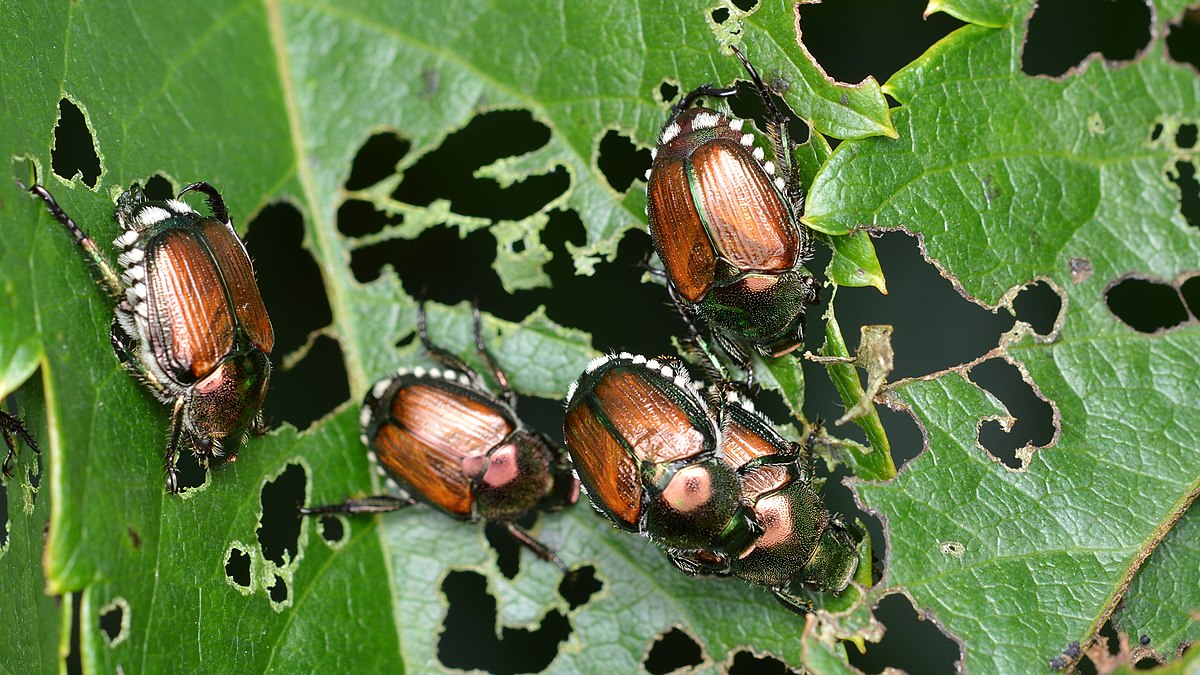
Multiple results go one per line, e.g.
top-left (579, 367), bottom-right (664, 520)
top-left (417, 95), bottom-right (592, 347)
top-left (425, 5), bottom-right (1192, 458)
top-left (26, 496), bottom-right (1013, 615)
top-left (179, 182), bottom-right (230, 224)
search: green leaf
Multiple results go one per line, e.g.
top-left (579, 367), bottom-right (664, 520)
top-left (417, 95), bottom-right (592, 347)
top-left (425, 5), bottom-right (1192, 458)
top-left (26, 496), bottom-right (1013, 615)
top-left (6, 0), bottom-right (1196, 672)
top-left (813, 0), bottom-right (1200, 671)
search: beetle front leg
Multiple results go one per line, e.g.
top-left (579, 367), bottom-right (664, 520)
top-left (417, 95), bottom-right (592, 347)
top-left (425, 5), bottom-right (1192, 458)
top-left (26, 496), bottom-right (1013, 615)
top-left (25, 183), bottom-right (124, 301)
top-left (299, 495), bottom-right (417, 516)
top-left (468, 304), bottom-right (516, 408)
top-left (416, 300), bottom-right (487, 387)
top-left (671, 83), bottom-right (738, 123)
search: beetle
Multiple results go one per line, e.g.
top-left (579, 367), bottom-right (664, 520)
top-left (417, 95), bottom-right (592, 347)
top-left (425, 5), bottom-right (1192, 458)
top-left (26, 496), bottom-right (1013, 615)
top-left (563, 352), bottom-right (759, 555)
top-left (1, 409), bottom-right (41, 478)
top-left (25, 181), bottom-right (273, 493)
top-left (673, 396), bottom-right (860, 608)
top-left (302, 303), bottom-right (580, 570)
top-left (644, 47), bottom-right (818, 361)
top-left (563, 352), bottom-right (858, 609)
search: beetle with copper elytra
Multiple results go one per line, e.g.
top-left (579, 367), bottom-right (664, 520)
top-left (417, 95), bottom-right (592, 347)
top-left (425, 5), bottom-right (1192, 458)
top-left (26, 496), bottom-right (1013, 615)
top-left (302, 303), bottom-right (579, 571)
top-left (25, 181), bottom-right (273, 493)
top-left (645, 47), bottom-right (818, 361)
top-left (563, 352), bottom-right (859, 610)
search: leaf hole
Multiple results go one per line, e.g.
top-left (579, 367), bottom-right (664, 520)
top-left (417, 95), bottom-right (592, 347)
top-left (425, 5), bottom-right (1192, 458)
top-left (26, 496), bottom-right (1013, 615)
top-left (731, 0), bottom-right (758, 11)
top-left (484, 519), bottom-right (523, 579)
top-left (174, 446), bottom-right (207, 492)
top-left (658, 80), bottom-right (680, 105)
top-left (268, 574), bottom-right (289, 605)
top-left (1180, 274), bottom-right (1200, 318)
top-left (317, 515), bottom-right (345, 546)
top-left (142, 174), bottom-right (174, 200)
top-left (1012, 280), bottom-right (1062, 336)
top-left (558, 564), bottom-right (602, 610)
top-left (597, 129), bottom-right (652, 194)
top-left (1166, 8), bottom-right (1200, 70)
top-left (723, 81), bottom-right (810, 150)
top-left (345, 130), bottom-right (411, 191)
top-left (67, 593), bottom-right (82, 673)
top-left (1021, 0), bottom-right (1152, 77)
top-left (1106, 277), bottom-right (1191, 332)
top-left (1168, 159), bottom-right (1200, 230)
top-left (798, 0), bottom-right (964, 85)
top-left (437, 569), bottom-right (570, 673)
top-left (391, 109), bottom-right (566, 222)
top-left (711, 7), bottom-right (730, 24)
top-left (256, 462), bottom-right (306, 567)
top-left (51, 97), bottom-right (101, 188)
top-left (225, 545), bottom-right (252, 589)
top-left (369, 214), bottom-right (684, 358)
top-left (728, 650), bottom-right (796, 675)
top-left (645, 626), bottom-right (705, 674)
top-left (968, 359), bottom-right (1056, 469)
top-left (1177, 123), bottom-right (1198, 150)
top-left (244, 202), bottom-right (333, 364)
top-left (264, 335), bottom-right (350, 432)
top-left (98, 597), bottom-right (129, 647)
top-left (1150, 122), bottom-right (1166, 142)
top-left (846, 593), bottom-right (960, 673)
top-left (337, 198), bottom-right (399, 239)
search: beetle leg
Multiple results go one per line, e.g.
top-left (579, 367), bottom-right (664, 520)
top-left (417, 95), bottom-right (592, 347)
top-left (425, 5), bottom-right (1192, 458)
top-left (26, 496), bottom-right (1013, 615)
top-left (417, 300), bottom-right (486, 387)
top-left (1, 409), bottom-right (41, 479)
top-left (299, 494), bottom-right (417, 516)
top-left (163, 397), bottom-right (187, 494)
top-left (504, 522), bottom-right (568, 573)
top-left (179, 182), bottom-right (230, 225)
top-left (25, 183), bottom-right (123, 301)
top-left (771, 588), bottom-right (814, 615)
top-left (729, 47), bottom-right (793, 170)
top-left (248, 412), bottom-right (269, 437)
top-left (469, 304), bottom-right (516, 408)
top-left (670, 83), bottom-right (739, 122)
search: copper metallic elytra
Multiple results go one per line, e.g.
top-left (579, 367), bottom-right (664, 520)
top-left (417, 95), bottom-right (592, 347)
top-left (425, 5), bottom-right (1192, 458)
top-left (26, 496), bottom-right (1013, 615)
top-left (302, 302), bottom-right (579, 572)
top-left (645, 47), bottom-right (818, 362)
top-left (563, 353), bottom-right (752, 554)
top-left (25, 180), bottom-right (272, 493)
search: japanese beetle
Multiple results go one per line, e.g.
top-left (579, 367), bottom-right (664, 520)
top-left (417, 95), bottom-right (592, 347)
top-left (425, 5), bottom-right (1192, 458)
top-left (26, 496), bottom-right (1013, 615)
top-left (563, 352), bottom-right (759, 555)
top-left (1, 409), bottom-right (41, 478)
top-left (675, 397), bottom-right (860, 606)
top-left (645, 48), bottom-right (818, 359)
top-left (563, 353), bottom-right (859, 609)
top-left (302, 303), bottom-right (579, 570)
top-left (25, 181), bottom-right (273, 493)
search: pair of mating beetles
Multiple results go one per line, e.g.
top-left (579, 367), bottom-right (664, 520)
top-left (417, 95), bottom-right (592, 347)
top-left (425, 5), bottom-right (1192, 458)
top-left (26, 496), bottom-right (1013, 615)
top-left (12, 47), bottom-right (853, 607)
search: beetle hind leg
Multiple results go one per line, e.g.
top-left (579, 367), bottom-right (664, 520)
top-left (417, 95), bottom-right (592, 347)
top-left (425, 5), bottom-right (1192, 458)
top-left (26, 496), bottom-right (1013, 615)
top-left (299, 494), bottom-right (417, 516)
